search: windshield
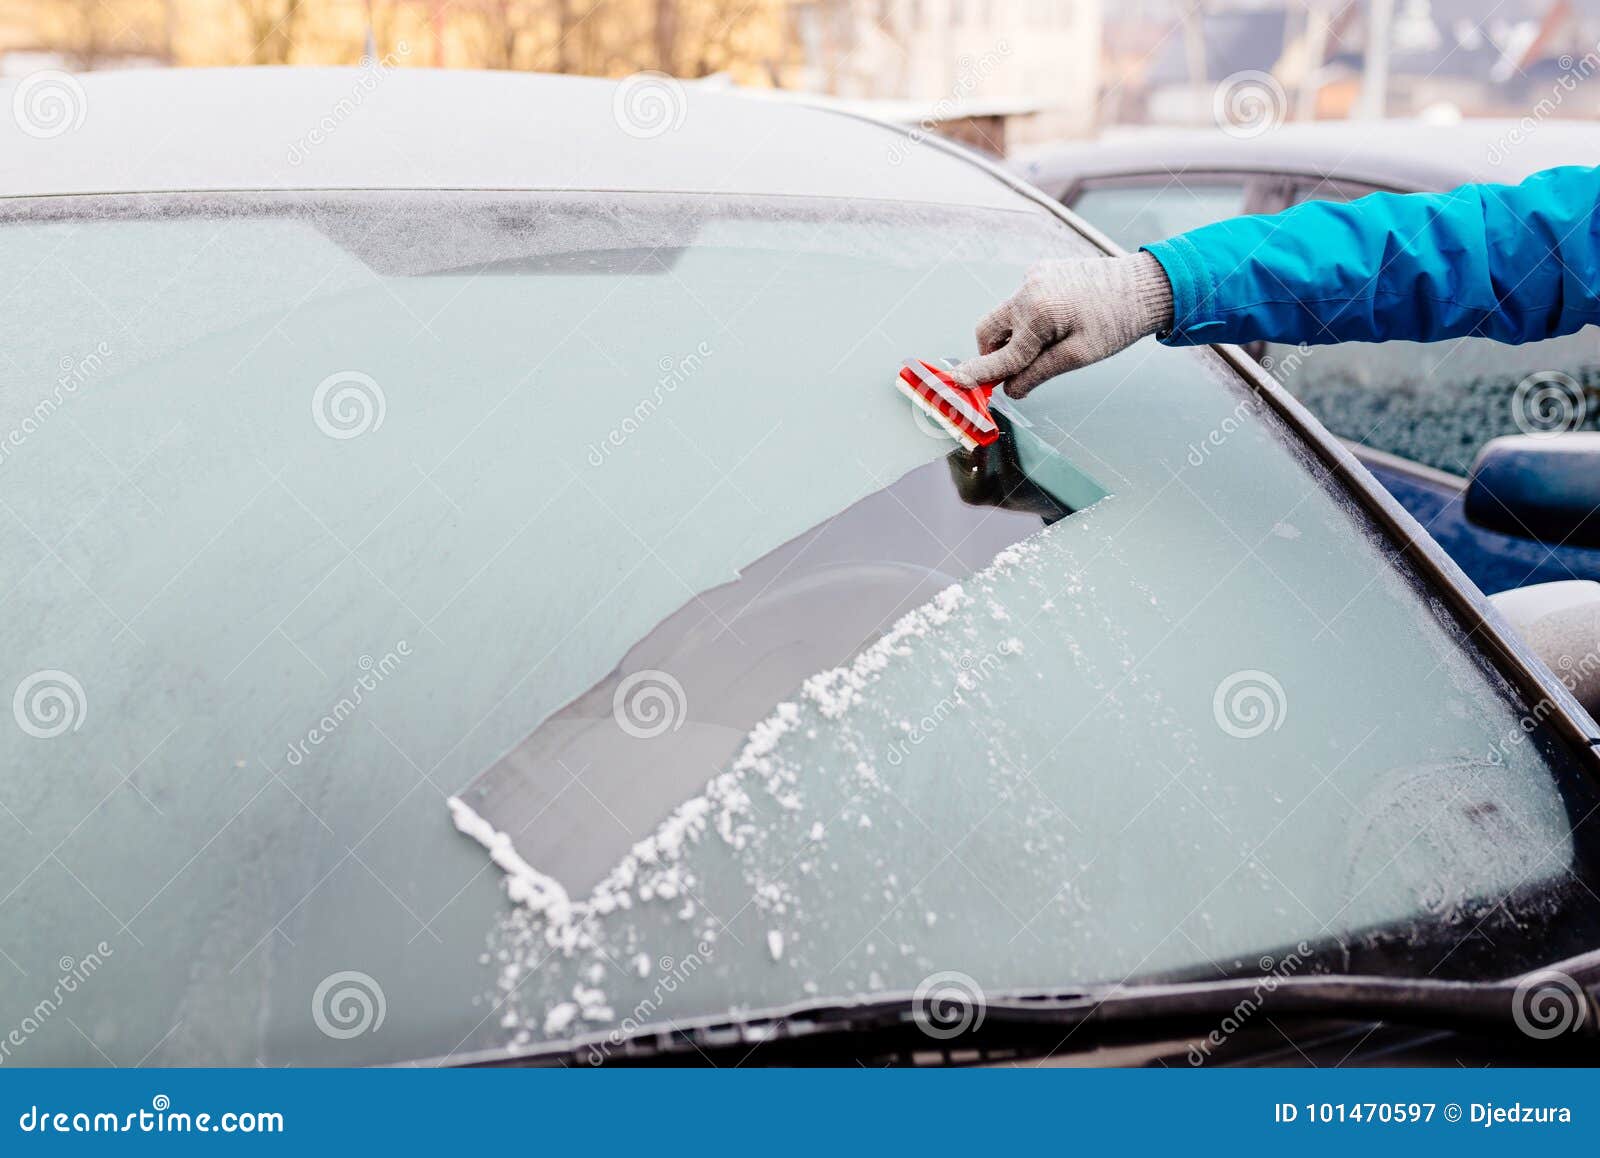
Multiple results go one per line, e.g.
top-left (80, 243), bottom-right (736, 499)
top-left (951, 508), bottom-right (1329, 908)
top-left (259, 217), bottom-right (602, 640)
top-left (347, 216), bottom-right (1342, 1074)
top-left (3, 190), bottom-right (1599, 1067)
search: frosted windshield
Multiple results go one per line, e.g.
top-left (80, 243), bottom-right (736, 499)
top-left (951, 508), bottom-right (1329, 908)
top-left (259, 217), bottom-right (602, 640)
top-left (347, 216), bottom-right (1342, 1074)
top-left (1, 192), bottom-right (1597, 1067)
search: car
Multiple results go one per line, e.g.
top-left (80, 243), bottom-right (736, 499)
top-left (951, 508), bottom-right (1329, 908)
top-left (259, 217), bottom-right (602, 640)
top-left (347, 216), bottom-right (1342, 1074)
top-left (3, 69), bottom-right (1600, 1069)
top-left (1016, 120), bottom-right (1600, 596)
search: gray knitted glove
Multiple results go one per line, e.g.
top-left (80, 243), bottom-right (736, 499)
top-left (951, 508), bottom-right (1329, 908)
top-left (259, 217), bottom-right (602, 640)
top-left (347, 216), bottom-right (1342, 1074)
top-left (953, 253), bottom-right (1175, 398)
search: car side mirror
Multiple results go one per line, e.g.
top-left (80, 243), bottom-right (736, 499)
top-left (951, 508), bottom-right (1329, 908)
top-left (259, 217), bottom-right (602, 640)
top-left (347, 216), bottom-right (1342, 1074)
top-left (1463, 433), bottom-right (1600, 549)
top-left (1487, 580), bottom-right (1600, 721)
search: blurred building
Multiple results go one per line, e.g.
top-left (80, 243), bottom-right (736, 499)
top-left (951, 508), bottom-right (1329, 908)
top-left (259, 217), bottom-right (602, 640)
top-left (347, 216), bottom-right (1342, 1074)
top-left (12, 0), bottom-right (1588, 147)
top-left (1100, 0), bottom-right (1600, 128)
top-left (787, 0), bottom-right (1102, 151)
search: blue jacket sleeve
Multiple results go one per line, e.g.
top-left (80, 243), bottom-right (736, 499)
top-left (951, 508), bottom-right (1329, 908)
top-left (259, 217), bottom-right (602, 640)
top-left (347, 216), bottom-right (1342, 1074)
top-left (1141, 165), bottom-right (1600, 348)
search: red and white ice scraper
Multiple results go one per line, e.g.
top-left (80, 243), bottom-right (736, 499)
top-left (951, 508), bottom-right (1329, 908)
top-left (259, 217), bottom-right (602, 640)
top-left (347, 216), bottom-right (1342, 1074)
top-left (895, 358), bottom-right (1000, 451)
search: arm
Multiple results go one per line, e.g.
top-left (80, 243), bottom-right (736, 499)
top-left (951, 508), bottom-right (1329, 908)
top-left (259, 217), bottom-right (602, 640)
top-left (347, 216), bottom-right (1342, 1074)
top-left (956, 165), bottom-right (1600, 398)
top-left (1147, 164), bottom-right (1600, 348)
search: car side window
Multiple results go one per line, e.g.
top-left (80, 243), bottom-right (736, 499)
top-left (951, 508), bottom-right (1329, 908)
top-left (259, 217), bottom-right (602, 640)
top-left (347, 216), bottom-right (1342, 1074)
top-left (1263, 180), bottom-right (1600, 475)
top-left (1264, 333), bottom-right (1600, 476)
top-left (1069, 178), bottom-right (1249, 252)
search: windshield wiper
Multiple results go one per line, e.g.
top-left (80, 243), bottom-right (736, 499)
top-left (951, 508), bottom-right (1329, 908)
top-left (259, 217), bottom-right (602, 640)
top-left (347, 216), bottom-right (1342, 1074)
top-left (455, 954), bottom-right (1600, 1067)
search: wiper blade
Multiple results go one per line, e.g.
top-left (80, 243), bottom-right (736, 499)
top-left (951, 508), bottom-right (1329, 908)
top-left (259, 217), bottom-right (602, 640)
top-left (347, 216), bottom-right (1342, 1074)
top-left (453, 956), bottom-right (1600, 1068)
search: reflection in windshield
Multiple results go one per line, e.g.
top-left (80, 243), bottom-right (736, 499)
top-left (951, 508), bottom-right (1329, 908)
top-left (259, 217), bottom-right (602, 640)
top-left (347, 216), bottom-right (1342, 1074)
top-left (453, 420), bottom-right (1108, 896)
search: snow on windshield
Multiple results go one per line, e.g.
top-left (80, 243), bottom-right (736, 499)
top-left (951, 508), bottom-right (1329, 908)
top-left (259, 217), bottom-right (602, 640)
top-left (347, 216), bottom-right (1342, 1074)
top-left (454, 428), bottom-right (1579, 1057)
top-left (0, 190), bottom-right (1118, 1065)
top-left (454, 529), bottom-right (1062, 1053)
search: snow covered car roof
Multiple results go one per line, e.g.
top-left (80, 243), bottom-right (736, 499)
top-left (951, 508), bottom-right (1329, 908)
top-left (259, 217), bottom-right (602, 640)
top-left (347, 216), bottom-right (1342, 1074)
top-left (0, 66), bottom-right (1028, 210)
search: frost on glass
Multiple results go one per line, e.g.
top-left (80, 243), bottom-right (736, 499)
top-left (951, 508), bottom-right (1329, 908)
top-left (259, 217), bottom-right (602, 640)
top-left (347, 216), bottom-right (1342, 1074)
top-left (1070, 182), bottom-right (1247, 252)
top-left (471, 342), bottom-right (1584, 1056)
top-left (1267, 329), bottom-right (1600, 475)
top-left (2, 191), bottom-right (1592, 1068)
top-left (0, 191), bottom-right (1102, 1065)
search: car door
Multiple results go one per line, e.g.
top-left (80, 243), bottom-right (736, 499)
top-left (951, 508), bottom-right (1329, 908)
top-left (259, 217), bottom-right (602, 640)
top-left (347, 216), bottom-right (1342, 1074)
top-left (1257, 177), bottom-right (1600, 595)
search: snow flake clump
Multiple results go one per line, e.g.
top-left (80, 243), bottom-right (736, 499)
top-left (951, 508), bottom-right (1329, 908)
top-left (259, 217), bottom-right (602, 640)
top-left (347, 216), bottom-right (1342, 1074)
top-left (451, 524), bottom-right (1053, 1043)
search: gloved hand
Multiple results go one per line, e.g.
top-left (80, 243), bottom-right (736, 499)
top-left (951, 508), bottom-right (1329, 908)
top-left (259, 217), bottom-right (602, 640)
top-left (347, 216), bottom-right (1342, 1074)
top-left (952, 252), bottom-right (1175, 398)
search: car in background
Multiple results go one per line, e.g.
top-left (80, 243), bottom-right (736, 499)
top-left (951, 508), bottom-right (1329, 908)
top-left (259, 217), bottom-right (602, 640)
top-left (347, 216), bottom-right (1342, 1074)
top-left (5, 72), bottom-right (1600, 1070)
top-left (1017, 121), bottom-right (1600, 595)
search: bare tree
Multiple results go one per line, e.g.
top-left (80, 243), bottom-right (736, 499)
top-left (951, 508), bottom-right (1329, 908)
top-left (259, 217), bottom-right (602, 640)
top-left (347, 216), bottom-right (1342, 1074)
top-left (31, 0), bottom-right (169, 69)
top-left (234, 0), bottom-right (306, 64)
top-left (552, 0), bottom-right (578, 72)
top-left (387, 0), bottom-right (793, 79)
top-left (653, 0), bottom-right (680, 72)
top-left (454, 0), bottom-right (544, 69)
